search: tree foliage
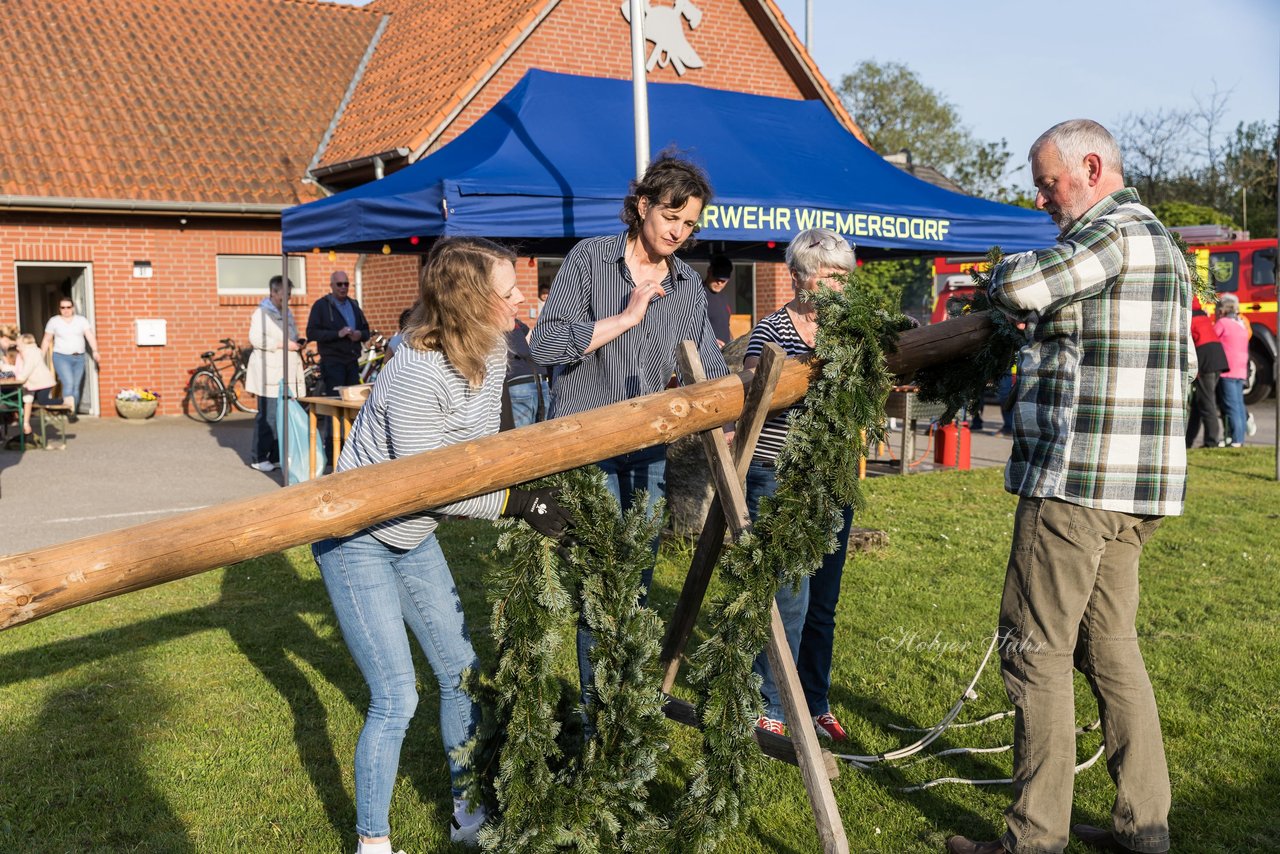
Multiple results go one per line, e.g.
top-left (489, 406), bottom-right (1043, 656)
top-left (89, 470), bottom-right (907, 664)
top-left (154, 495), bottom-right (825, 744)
top-left (838, 60), bottom-right (1021, 202)
top-left (1115, 85), bottom-right (1277, 237)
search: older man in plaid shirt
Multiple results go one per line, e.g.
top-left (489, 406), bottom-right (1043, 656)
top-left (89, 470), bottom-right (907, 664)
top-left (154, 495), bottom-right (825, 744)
top-left (948, 121), bottom-right (1192, 854)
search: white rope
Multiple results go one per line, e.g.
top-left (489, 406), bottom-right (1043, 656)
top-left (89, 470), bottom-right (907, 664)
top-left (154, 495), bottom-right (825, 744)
top-left (832, 628), bottom-right (1108, 791)
top-left (900, 742), bottom-right (1107, 793)
top-left (833, 629), bottom-right (1001, 768)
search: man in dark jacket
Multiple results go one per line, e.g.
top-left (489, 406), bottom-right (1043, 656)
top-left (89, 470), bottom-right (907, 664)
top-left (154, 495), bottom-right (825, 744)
top-left (306, 270), bottom-right (371, 394)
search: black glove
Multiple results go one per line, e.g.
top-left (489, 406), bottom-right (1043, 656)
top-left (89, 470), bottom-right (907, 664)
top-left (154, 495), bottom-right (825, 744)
top-left (503, 487), bottom-right (574, 540)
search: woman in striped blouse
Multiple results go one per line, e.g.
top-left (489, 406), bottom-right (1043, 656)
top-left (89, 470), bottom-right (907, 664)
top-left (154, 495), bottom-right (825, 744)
top-left (743, 227), bottom-right (856, 743)
top-left (312, 238), bottom-right (572, 854)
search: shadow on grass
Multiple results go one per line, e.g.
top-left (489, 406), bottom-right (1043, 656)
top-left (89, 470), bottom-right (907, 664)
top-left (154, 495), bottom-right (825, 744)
top-left (219, 555), bottom-right (368, 841)
top-left (0, 552), bottom-right (373, 843)
top-left (0, 660), bottom-right (195, 851)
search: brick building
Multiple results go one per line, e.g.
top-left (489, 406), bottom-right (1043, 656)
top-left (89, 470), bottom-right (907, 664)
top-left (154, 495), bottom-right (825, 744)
top-left (0, 0), bottom-right (861, 416)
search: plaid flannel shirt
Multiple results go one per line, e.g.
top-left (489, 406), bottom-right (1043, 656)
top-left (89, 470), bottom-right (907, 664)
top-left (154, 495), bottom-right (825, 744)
top-left (989, 188), bottom-right (1196, 516)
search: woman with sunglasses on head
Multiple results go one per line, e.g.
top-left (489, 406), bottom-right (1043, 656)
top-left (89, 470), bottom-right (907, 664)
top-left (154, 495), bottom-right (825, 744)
top-left (529, 152), bottom-right (729, 711)
top-left (311, 237), bottom-right (573, 854)
top-left (743, 227), bottom-right (857, 744)
top-left (41, 298), bottom-right (99, 419)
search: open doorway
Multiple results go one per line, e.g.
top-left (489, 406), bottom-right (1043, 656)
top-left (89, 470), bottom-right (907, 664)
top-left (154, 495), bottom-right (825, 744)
top-left (14, 263), bottom-right (98, 417)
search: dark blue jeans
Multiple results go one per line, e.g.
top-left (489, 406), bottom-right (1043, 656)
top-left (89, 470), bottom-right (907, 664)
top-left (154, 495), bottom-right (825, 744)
top-left (576, 444), bottom-right (666, 707)
top-left (250, 396), bottom-right (279, 465)
top-left (746, 459), bottom-right (853, 721)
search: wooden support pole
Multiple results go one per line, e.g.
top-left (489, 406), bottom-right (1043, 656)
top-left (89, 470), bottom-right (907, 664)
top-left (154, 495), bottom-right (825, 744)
top-left (0, 313), bottom-right (994, 631)
top-left (660, 342), bottom-right (785, 693)
top-left (671, 341), bottom-right (848, 853)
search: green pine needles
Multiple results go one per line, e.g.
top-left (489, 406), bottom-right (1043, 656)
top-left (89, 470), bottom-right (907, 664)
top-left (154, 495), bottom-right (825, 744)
top-left (459, 466), bottom-right (667, 853)
top-left (461, 275), bottom-right (911, 852)
top-left (911, 247), bottom-right (1024, 421)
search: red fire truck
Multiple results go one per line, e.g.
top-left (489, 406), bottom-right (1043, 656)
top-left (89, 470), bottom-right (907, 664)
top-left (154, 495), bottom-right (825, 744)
top-left (930, 227), bottom-right (1278, 403)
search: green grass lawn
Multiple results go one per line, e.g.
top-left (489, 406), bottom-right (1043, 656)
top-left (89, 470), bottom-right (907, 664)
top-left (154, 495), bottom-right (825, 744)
top-left (1, 448), bottom-right (1277, 853)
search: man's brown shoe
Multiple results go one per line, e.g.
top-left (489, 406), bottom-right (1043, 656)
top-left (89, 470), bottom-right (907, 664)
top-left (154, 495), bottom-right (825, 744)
top-left (1071, 824), bottom-right (1168, 853)
top-left (945, 837), bottom-right (1008, 854)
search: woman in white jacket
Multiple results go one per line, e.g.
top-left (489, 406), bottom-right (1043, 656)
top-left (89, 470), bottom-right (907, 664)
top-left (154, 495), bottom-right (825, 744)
top-left (245, 275), bottom-right (306, 471)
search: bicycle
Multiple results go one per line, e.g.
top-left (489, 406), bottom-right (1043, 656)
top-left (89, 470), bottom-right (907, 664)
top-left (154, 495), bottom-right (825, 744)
top-left (185, 339), bottom-right (256, 423)
top-left (357, 332), bottom-right (386, 385)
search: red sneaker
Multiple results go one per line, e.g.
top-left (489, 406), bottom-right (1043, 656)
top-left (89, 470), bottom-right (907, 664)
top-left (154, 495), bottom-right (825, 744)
top-left (755, 715), bottom-right (786, 736)
top-left (812, 712), bottom-right (848, 741)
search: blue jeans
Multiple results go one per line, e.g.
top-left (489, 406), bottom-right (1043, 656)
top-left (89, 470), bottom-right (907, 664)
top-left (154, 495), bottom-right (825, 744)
top-left (508, 377), bottom-right (549, 428)
top-left (251, 397), bottom-right (279, 464)
top-left (52, 352), bottom-right (86, 413)
top-left (1218, 377), bottom-right (1247, 445)
top-left (997, 370), bottom-right (1016, 433)
top-left (312, 529), bottom-right (481, 839)
top-left (576, 444), bottom-right (666, 707)
top-left (746, 460), bottom-right (853, 722)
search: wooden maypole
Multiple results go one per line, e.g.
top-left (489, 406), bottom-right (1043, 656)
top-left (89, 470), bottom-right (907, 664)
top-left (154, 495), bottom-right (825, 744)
top-left (0, 314), bottom-right (994, 631)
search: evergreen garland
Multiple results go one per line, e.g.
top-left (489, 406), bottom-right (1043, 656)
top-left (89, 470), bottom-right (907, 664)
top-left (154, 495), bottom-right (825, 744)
top-left (459, 467), bottom-right (667, 852)
top-left (665, 280), bottom-right (912, 852)
top-left (461, 277), bottom-right (911, 852)
top-left (910, 247), bottom-right (1024, 421)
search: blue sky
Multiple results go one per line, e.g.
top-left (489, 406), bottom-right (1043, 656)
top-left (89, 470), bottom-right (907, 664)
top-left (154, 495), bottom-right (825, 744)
top-left (774, 0), bottom-right (1279, 190)
top-left (334, 0), bottom-right (1278, 192)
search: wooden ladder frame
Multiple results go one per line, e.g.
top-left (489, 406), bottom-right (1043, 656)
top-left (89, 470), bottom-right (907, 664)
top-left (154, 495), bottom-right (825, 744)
top-left (660, 341), bottom-right (849, 854)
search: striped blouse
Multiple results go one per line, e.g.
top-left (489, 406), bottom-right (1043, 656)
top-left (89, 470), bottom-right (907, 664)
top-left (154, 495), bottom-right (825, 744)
top-left (337, 341), bottom-right (507, 549)
top-left (745, 306), bottom-right (813, 463)
top-left (529, 232), bottom-right (729, 418)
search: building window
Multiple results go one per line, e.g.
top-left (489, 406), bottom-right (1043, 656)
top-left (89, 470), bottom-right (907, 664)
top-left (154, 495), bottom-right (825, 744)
top-left (216, 255), bottom-right (307, 295)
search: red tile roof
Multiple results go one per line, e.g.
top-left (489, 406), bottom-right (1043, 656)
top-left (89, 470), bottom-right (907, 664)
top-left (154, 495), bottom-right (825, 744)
top-left (318, 0), bottom-right (549, 167)
top-left (0, 0), bottom-right (381, 206)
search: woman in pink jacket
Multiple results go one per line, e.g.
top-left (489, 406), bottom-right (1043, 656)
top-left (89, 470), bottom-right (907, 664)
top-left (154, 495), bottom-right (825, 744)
top-left (1214, 293), bottom-right (1250, 447)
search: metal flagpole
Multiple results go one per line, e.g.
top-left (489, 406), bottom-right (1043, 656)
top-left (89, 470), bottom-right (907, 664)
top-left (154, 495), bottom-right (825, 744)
top-left (281, 252), bottom-right (291, 487)
top-left (805, 0), bottom-right (813, 49)
top-left (629, 0), bottom-right (650, 178)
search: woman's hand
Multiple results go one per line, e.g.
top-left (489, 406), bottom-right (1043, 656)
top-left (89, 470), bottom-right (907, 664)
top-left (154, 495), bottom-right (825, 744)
top-left (287, 340), bottom-right (302, 351)
top-left (621, 281), bottom-right (666, 328)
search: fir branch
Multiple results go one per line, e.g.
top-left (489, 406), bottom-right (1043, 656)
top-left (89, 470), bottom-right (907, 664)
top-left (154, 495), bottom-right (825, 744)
top-left (911, 247), bottom-right (1023, 422)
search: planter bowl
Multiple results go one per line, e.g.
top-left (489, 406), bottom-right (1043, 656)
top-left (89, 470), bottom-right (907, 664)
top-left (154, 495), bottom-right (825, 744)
top-left (116, 398), bottom-right (158, 420)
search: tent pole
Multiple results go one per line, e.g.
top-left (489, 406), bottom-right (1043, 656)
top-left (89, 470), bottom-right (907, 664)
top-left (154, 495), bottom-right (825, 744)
top-left (629, 0), bottom-right (650, 178)
top-left (281, 252), bottom-right (290, 487)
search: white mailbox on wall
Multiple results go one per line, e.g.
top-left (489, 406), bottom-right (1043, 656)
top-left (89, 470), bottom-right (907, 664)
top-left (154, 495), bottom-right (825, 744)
top-left (135, 319), bottom-right (167, 346)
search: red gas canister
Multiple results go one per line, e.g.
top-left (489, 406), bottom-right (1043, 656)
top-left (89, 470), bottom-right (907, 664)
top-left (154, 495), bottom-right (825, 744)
top-left (934, 421), bottom-right (971, 470)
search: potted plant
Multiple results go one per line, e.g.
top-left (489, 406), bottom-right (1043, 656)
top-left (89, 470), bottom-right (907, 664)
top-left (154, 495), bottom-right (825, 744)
top-left (116, 388), bottom-right (159, 419)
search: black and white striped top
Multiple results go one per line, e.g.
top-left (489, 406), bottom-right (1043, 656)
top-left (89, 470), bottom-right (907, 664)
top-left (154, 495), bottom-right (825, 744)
top-left (337, 342), bottom-right (507, 549)
top-left (529, 232), bottom-right (729, 418)
top-left (746, 307), bottom-right (813, 464)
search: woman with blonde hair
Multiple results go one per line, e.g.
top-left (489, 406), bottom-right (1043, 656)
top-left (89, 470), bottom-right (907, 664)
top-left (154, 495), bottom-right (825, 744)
top-left (311, 237), bottom-right (573, 854)
top-left (14, 333), bottom-right (59, 442)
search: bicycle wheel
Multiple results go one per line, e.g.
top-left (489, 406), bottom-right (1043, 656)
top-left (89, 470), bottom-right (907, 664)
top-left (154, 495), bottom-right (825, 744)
top-left (229, 369), bottom-right (257, 414)
top-left (187, 369), bottom-right (229, 422)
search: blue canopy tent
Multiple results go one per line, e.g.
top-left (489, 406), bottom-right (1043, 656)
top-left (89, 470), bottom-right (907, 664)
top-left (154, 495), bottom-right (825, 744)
top-left (282, 69), bottom-right (1056, 256)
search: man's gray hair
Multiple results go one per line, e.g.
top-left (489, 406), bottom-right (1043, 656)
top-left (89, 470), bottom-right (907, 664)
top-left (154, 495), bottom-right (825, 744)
top-left (1031, 119), bottom-right (1124, 180)
top-left (785, 228), bottom-right (855, 281)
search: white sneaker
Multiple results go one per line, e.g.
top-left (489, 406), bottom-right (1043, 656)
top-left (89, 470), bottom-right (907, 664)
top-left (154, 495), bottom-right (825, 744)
top-left (249, 460), bottom-right (277, 472)
top-left (451, 798), bottom-right (487, 845)
top-left (1246, 412), bottom-right (1257, 437)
